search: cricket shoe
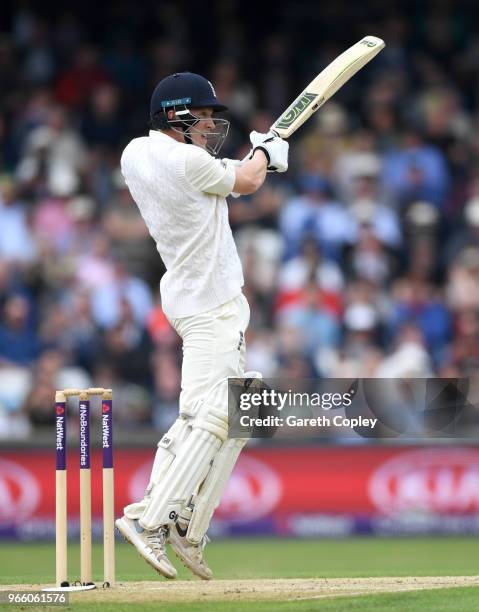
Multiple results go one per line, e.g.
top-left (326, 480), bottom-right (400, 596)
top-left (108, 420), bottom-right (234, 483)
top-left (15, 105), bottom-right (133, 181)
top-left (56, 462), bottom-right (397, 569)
top-left (168, 522), bottom-right (213, 580)
top-left (115, 516), bottom-right (177, 579)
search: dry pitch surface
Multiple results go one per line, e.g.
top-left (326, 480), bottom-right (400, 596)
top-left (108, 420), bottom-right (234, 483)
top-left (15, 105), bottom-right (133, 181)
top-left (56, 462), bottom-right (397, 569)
top-left (5, 576), bottom-right (479, 604)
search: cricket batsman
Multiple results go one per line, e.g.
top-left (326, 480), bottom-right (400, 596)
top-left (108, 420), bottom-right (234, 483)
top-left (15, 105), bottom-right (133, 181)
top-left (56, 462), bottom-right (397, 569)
top-left (115, 72), bottom-right (289, 579)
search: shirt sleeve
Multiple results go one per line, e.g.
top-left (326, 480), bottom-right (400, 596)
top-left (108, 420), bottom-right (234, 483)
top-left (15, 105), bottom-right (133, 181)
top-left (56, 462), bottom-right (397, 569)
top-left (183, 146), bottom-right (236, 197)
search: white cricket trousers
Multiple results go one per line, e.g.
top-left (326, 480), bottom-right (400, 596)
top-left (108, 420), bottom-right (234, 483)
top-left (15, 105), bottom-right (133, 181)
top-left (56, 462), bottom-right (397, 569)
top-left (169, 292), bottom-right (250, 417)
top-left (123, 293), bottom-right (250, 521)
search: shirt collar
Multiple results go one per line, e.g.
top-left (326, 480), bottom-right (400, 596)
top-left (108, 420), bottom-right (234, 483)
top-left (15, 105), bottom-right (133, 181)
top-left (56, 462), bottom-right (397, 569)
top-left (149, 129), bottom-right (176, 142)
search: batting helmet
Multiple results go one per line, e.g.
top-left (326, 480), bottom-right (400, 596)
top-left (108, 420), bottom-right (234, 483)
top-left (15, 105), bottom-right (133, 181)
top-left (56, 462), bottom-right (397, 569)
top-left (149, 72), bottom-right (229, 155)
top-left (150, 72), bottom-right (228, 119)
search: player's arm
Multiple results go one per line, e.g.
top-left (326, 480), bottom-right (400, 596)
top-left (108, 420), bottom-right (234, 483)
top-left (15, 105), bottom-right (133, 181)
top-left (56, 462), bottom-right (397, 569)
top-left (182, 131), bottom-right (288, 197)
top-left (231, 150), bottom-right (268, 195)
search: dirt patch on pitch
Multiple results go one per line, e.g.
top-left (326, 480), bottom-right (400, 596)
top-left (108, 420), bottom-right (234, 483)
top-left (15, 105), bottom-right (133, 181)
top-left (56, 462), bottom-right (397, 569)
top-left (6, 576), bottom-right (479, 603)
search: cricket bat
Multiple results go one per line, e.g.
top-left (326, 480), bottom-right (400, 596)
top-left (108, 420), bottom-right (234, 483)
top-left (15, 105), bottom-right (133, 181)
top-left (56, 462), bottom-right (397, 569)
top-left (271, 35), bottom-right (385, 139)
top-left (230, 36), bottom-right (384, 195)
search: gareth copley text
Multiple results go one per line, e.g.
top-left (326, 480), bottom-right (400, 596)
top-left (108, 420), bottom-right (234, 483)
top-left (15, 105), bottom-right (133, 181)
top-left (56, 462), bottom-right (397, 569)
top-left (239, 414), bottom-right (378, 429)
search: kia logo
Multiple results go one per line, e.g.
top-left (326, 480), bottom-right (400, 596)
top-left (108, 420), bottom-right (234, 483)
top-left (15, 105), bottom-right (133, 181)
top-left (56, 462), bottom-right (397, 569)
top-left (0, 459), bottom-right (40, 522)
top-left (369, 449), bottom-right (479, 514)
top-left (216, 455), bottom-right (282, 522)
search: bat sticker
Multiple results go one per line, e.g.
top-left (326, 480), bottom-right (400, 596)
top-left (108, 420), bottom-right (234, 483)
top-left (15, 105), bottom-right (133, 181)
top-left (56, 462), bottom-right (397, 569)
top-left (275, 92), bottom-right (318, 129)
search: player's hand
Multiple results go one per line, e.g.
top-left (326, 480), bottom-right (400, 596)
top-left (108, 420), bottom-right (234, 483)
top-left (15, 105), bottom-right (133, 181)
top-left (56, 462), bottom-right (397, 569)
top-left (249, 130), bottom-right (289, 173)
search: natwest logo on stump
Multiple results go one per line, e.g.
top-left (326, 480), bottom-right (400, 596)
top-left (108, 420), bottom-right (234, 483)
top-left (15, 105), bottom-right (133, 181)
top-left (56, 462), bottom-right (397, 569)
top-left (369, 448), bottom-right (479, 514)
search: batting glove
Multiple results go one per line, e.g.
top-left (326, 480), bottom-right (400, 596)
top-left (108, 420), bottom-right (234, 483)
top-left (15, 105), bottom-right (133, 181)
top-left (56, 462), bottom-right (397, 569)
top-left (249, 130), bottom-right (289, 173)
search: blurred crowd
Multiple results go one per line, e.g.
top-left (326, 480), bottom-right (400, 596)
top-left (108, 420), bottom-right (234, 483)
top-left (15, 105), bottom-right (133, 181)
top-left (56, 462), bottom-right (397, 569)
top-left (1, 1), bottom-right (479, 439)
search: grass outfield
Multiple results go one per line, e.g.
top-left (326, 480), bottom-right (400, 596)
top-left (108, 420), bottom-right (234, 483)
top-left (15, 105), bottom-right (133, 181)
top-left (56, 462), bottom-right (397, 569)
top-left (1, 537), bottom-right (478, 610)
top-left (1, 537), bottom-right (478, 583)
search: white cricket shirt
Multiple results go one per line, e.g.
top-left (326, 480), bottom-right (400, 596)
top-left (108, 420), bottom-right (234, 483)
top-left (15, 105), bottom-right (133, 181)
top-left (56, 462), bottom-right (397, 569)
top-left (120, 130), bottom-right (243, 318)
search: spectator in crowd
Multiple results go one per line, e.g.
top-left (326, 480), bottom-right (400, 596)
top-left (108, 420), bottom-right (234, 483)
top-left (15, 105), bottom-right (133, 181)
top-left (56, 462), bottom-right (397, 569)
top-left (0, 176), bottom-right (37, 264)
top-left (55, 44), bottom-right (109, 109)
top-left (0, 295), bottom-right (39, 366)
top-left (276, 280), bottom-right (342, 358)
top-left (80, 84), bottom-right (124, 150)
top-left (90, 259), bottom-right (154, 329)
top-left (387, 278), bottom-right (452, 364)
top-left (16, 105), bottom-right (87, 197)
top-left (280, 174), bottom-right (352, 260)
top-left (381, 129), bottom-right (450, 209)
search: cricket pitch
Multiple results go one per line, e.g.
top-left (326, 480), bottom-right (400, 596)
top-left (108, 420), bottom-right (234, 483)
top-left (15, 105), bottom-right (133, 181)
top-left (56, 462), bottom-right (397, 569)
top-left (5, 576), bottom-right (479, 604)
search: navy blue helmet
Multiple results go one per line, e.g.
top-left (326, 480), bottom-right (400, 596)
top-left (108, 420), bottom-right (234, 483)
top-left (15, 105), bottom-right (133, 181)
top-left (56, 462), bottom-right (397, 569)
top-left (150, 72), bottom-right (228, 119)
